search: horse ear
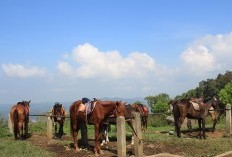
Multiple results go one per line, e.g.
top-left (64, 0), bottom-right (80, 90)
top-left (29, 100), bottom-right (31, 103)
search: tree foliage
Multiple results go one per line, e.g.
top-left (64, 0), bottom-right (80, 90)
top-left (219, 81), bottom-right (232, 105)
top-left (175, 70), bottom-right (232, 100)
top-left (145, 93), bottom-right (170, 113)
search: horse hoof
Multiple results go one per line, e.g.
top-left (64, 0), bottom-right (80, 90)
top-left (74, 147), bottom-right (80, 153)
top-left (94, 152), bottom-right (100, 156)
top-left (99, 150), bottom-right (104, 155)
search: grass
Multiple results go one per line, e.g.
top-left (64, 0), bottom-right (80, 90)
top-left (0, 116), bottom-right (53, 157)
top-left (0, 137), bottom-right (54, 157)
top-left (1, 114), bottom-right (232, 157)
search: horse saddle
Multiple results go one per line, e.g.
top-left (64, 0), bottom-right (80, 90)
top-left (78, 101), bottom-right (98, 116)
top-left (190, 101), bottom-right (202, 111)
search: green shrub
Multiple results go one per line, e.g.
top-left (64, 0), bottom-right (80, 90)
top-left (148, 114), bottom-right (169, 127)
top-left (0, 116), bottom-right (10, 138)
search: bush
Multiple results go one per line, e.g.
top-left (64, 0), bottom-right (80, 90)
top-left (0, 116), bottom-right (9, 138)
top-left (148, 114), bottom-right (169, 127)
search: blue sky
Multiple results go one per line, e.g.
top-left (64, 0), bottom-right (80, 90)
top-left (1, 0), bottom-right (232, 104)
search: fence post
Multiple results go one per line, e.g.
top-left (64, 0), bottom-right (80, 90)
top-left (47, 112), bottom-right (53, 140)
top-left (8, 113), bottom-right (13, 134)
top-left (117, 116), bottom-right (126, 157)
top-left (132, 112), bottom-right (143, 157)
top-left (225, 104), bottom-right (231, 137)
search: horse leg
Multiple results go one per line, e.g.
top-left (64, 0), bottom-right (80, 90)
top-left (61, 122), bottom-right (64, 137)
top-left (13, 122), bottom-right (18, 139)
top-left (72, 124), bottom-right (79, 152)
top-left (18, 122), bottom-right (23, 139)
top-left (197, 119), bottom-right (203, 139)
top-left (58, 123), bottom-right (62, 138)
top-left (25, 121), bottom-right (28, 138)
top-left (202, 118), bottom-right (206, 139)
top-left (105, 125), bottom-right (109, 144)
top-left (176, 117), bottom-right (185, 138)
top-left (187, 119), bottom-right (192, 132)
top-left (54, 123), bottom-right (57, 136)
top-left (210, 112), bottom-right (217, 132)
top-left (94, 124), bottom-right (103, 156)
top-left (101, 124), bottom-right (107, 146)
top-left (145, 116), bottom-right (148, 132)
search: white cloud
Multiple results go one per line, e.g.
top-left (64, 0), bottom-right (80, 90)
top-left (2, 63), bottom-right (47, 78)
top-left (57, 43), bottom-right (157, 79)
top-left (181, 45), bottom-right (216, 73)
top-left (180, 32), bottom-right (232, 75)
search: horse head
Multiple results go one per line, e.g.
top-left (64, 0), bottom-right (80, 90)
top-left (115, 101), bottom-right (126, 117)
top-left (53, 102), bottom-right (65, 120)
top-left (205, 97), bottom-right (219, 110)
top-left (212, 97), bottom-right (219, 110)
top-left (22, 100), bottom-right (31, 108)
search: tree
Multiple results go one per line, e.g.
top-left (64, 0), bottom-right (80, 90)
top-left (219, 81), bottom-right (232, 105)
top-left (145, 93), bottom-right (170, 113)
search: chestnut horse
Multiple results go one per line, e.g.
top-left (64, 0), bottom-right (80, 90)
top-left (172, 97), bottom-right (218, 139)
top-left (51, 102), bottom-right (66, 138)
top-left (10, 100), bottom-right (31, 139)
top-left (70, 100), bottom-right (126, 156)
top-left (131, 103), bottom-right (149, 132)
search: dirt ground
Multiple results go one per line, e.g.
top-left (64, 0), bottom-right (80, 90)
top-left (27, 130), bottom-right (226, 157)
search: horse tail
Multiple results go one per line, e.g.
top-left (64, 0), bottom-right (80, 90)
top-left (13, 109), bottom-right (19, 139)
top-left (70, 115), bottom-right (73, 138)
top-left (172, 101), bottom-right (180, 120)
top-left (69, 103), bottom-right (76, 140)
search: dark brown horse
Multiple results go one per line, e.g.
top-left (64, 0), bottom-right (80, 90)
top-left (131, 103), bottom-right (149, 132)
top-left (51, 102), bottom-right (66, 138)
top-left (70, 100), bottom-right (126, 156)
top-left (101, 104), bottom-right (137, 145)
top-left (171, 97), bottom-right (218, 139)
top-left (10, 100), bottom-right (31, 139)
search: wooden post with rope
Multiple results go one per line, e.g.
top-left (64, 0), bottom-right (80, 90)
top-left (8, 113), bottom-right (13, 134)
top-left (117, 116), bottom-right (126, 157)
top-left (47, 112), bottom-right (53, 140)
top-left (132, 112), bottom-right (143, 157)
top-left (225, 104), bottom-right (231, 137)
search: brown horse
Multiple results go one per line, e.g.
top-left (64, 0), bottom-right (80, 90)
top-left (10, 100), bottom-right (31, 139)
top-left (171, 97), bottom-right (218, 139)
top-left (51, 102), bottom-right (66, 138)
top-left (169, 97), bottom-right (219, 132)
top-left (131, 103), bottom-right (149, 132)
top-left (70, 100), bottom-right (126, 156)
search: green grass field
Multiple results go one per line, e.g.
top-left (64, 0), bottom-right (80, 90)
top-left (1, 114), bottom-right (232, 157)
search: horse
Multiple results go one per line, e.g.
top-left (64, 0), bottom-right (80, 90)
top-left (69, 100), bottom-right (126, 156)
top-left (10, 100), bottom-right (31, 139)
top-left (51, 102), bottom-right (66, 138)
top-left (171, 97), bottom-right (218, 139)
top-left (101, 104), bottom-right (137, 146)
top-left (168, 97), bottom-right (219, 132)
top-left (131, 103), bottom-right (149, 132)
